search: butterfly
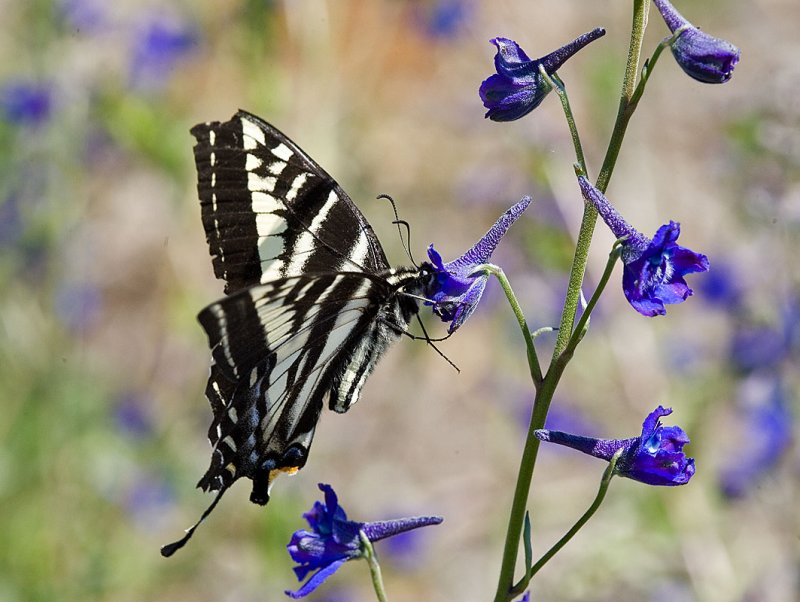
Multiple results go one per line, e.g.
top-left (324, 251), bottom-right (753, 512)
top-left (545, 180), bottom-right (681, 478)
top-left (161, 110), bottom-right (438, 556)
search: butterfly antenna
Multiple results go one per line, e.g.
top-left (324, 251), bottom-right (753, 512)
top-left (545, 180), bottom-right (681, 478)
top-left (160, 486), bottom-right (227, 557)
top-left (377, 194), bottom-right (417, 267)
top-left (416, 314), bottom-right (460, 373)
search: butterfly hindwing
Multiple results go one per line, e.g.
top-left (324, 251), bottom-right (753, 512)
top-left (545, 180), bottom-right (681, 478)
top-left (195, 271), bottom-right (411, 502)
top-left (192, 111), bottom-right (390, 295)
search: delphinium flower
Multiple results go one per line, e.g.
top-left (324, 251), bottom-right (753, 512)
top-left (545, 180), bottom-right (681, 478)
top-left (535, 406), bottom-right (695, 486)
top-left (58, 0), bottom-right (107, 33)
top-left (719, 375), bottom-right (792, 498)
top-left (479, 29), bottom-right (605, 121)
top-left (652, 0), bottom-right (740, 84)
top-left (286, 484), bottom-right (443, 599)
top-left (0, 80), bottom-right (52, 126)
top-left (114, 390), bottom-right (154, 439)
top-left (425, 196), bottom-right (531, 332)
top-left (729, 296), bottom-right (799, 374)
top-left (129, 13), bottom-right (199, 91)
top-left (578, 176), bottom-right (709, 317)
top-left (417, 0), bottom-right (468, 39)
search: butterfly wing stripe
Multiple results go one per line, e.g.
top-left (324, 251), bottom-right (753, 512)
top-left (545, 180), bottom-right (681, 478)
top-left (233, 111), bottom-right (391, 274)
top-left (197, 273), bottom-right (386, 384)
top-left (259, 298), bottom-right (376, 450)
top-left (198, 275), bottom-right (381, 492)
top-left (193, 112), bottom-right (391, 297)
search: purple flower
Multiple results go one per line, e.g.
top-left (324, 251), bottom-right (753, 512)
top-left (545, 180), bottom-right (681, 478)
top-left (535, 406), bottom-right (695, 486)
top-left (578, 176), bottom-right (709, 317)
top-left (129, 14), bottom-right (199, 91)
top-left (479, 29), bottom-right (605, 122)
top-left (425, 196), bottom-right (531, 333)
top-left (54, 280), bottom-right (103, 333)
top-left (653, 0), bottom-right (740, 84)
top-left (417, 0), bottom-right (469, 39)
top-left (0, 81), bottom-right (52, 126)
top-left (58, 0), bottom-right (107, 32)
top-left (286, 484), bottom-right (442, 599)
top-left (730, 296), bottom-right (799, 374)
top-left (719, 375), bottom-right (792, 498)
top-left (114, 391), bottom-right (154, 438)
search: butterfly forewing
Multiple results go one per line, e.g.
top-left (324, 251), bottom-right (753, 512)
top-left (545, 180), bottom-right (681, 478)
top-left (192, 110), bottom-right (390, 295)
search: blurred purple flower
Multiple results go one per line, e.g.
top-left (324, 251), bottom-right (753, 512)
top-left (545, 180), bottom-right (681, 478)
top-left (730, 296), bottom-right (799, 373)
top-left (58, 0), bottom-right (107, 32)
top-left (286, 484), bottom-right (442, 599)
top-left (579, 176), bottom-right (709, 316)
top-left (479, 29), bottom-right (605, 121)
top-left (719, 375), bottom-right (792, 498)
top-left (0, 80), bottom-right (52, 126)
top-left (543, 404), bottom-right (600, 436)
top-left (114, 391), bottom-right (153, 438)
top-left (536, 406), bottom-right (695, 486)
top-left (417, 0), bottom-right (469, 39)
top-left (54, 281), bottom-right (103, 333)
top-left (125, 472), bottom-right (175, 530)
top-left (517, 593), bottom-right (530, 602)
top-left (653, 0), bottom-right (740, 84)
top-left (699, 261), bottom-right (743, 308)
top-left (425, 196), bottom-right (531, 333)
top-left (129, 14), bottom-right (199, 90)
top-left (730, 326), bottom-right (787, 374)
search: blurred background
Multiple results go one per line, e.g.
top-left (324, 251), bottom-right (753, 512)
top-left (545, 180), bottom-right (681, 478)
top-left (0, 0), bottom-right (797, 600)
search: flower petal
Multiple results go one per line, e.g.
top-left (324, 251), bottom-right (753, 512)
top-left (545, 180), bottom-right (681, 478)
top-left (285, 558), bottom-right (348, 599)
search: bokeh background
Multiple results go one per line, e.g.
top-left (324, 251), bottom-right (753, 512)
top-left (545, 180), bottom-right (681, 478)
top-left (1, 1), bottom-right (797, 601)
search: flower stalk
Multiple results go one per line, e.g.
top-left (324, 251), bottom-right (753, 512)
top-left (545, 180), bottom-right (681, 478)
top-left (480, 264), bottom-right (543, 385)
top-left (359, 531), bottom-right (388, 602)
top-left (510, 452), bottom-right (621, 596)
top-left (493, 2), bottom-right (650, 599)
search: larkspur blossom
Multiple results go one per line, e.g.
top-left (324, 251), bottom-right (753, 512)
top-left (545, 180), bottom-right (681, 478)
top-left (719, 375), bottom-right (792, 498)
top-left (425, 196), bottom-right (531, 333)
top-left (129, 13), bottom-right (199, 90)
top-left (286, 484), bottom-right (442, 599)
top-left (578, 176), bottom-right (709, 316)
top-left (535, 406), bottom-right (695, 486)
top-left (0, 80), bottom-right (52, 126)
top-left (479, 29), bottom-right (605, 121)
top-left (653, 0), bottom-right (740, 84)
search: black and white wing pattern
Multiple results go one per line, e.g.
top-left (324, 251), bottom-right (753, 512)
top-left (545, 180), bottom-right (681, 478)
top-left (162, 112), bottom-right (430, 556)
top-left (192, 110), bottom-right (390, 292)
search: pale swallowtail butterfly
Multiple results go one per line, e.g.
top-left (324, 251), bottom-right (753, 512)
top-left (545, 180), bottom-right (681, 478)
top-left (161, 111), bottom-right (440, 556)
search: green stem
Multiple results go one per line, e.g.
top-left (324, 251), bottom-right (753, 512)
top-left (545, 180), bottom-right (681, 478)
top-left (595, 0), bottom-right (649, 194)
top-left (481, 265), bottom-right (543, 386)
top-left (360, 531), bottom-right (388, 602)
top-left (509, 452), bottom-right (621, 596)
top-left (540, 68), bottom-right (587, 175)
top-left (492, 3), bottom-right (650, 600)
